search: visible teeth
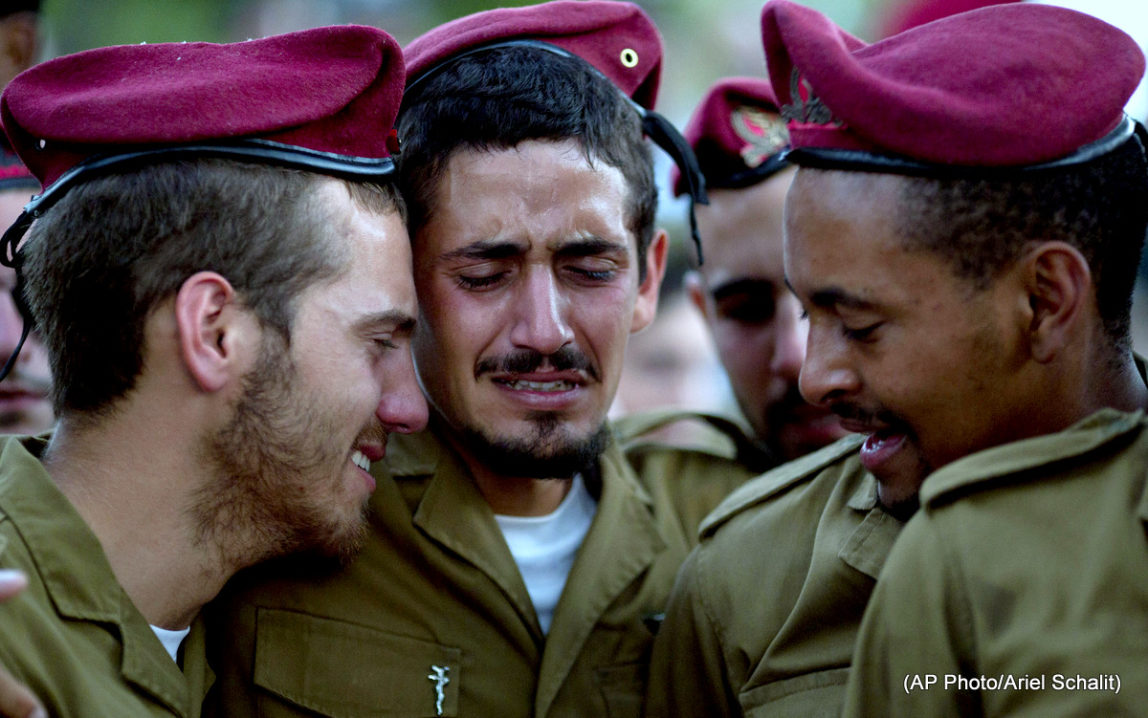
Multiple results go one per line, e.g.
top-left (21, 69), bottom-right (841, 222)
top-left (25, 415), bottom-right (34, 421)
top-left (352, 450), bottom-right (370, 472)
top-left (506, 380), bottom-right (574, 391)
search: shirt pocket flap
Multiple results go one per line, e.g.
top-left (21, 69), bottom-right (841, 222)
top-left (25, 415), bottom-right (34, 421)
top-left (739, 667), bottom-right (849, 718)
top-left (254, 608), bottom-right (461, 717)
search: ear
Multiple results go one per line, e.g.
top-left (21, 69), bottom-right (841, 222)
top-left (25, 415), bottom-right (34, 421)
top-left (1020, 241), bottom-right (1092, 363)
top-left (631, 229), bottom-right (669, 334)
top-left (174, 272), bottom-right (251, 393)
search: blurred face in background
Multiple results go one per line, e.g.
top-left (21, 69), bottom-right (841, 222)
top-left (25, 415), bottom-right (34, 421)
top-left (689, 167), bottom-right (846, 461)
top-left (0, 190), bottom-right (53, 434)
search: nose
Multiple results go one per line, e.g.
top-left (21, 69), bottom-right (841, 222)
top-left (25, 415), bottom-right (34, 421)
top-left (508, 268), bottom-right (573, 354)
top-left (377, 347), bottom-right (428, 434)
top-left (798, 322), bottom-right (860, 408)
top-left (771, 296), bottom-right (806, 384)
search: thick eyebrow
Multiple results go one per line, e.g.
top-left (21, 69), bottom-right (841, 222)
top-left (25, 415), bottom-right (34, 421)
top-left (784, 278), bottom-right (877, 311)
top-left (710, 278), bottom-right (776, 302)
top-left (552, 236), bottom-right (629, 259)
top-left (356, 310), bottom-right (417, 336)
top-left (440, 239), bottom-right (525, 262)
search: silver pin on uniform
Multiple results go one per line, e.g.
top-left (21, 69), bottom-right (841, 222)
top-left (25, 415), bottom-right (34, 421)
top-left (427, 664), bottom-right (450, 717)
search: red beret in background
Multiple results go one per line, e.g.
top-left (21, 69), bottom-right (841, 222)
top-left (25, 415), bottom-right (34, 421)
top-left (405, 0), bottom-right (662, 109)
top-left (1, 24), bottom-right (405, 189)
top-left (673, 76), bottom-right (789, 196)
top-left (761, 0), bottom-right (1144, 168)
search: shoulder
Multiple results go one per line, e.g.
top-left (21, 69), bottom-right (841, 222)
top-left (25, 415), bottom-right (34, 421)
top-left (614, 409), bottom-right (773, 472)
top-left (920, 408), bottom-right (1148, 511)
top-left (699, 433), bottom-right (866, 539)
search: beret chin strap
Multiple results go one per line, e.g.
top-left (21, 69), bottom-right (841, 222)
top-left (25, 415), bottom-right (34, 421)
top-left (706, 154), bottom-right (791, 192)
top-left (639, 108), bottom-right (708, 264)
top-left (407, 38), bottom-right (710, 264)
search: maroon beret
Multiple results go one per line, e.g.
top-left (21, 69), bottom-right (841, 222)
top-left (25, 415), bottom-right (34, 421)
top-left (405, 0), bottom-right (661, 109)
top-left (876, 0), bottom-right (1019, 39)
top-left (761, 0), bottom-right (1145, 169)
top-left (673, 77), bottom-right (790, 196)
top-left (2, 24), bottom-right (405, 190)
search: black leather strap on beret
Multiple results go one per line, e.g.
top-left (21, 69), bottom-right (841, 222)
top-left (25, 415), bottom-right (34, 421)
top-left (705, 153), bottom-right (791, 191)
top-left (1, 138), bottom-right (396, 268)
top-left (784, 115), bottom-right (1137, 178)
top-left (408, 38), bottom-right (710, 264)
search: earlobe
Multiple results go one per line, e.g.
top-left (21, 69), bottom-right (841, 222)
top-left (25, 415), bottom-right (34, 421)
top-left (175, 272), bottom-right (244, 393)
top-left (631, 229), bottom-right (669, 333)
top-left (1023, 242), bottom-right (1091, 363)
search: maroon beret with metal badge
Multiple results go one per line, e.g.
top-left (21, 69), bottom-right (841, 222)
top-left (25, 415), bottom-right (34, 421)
top-left (404, 0), bottom-right (710, 261)
top-left (673, 76), bottom-right (790, 196)
top-left (761, 0), bottom-right (1145, 174)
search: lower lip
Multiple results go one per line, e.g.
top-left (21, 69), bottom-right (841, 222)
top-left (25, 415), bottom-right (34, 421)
top-left (859, 431), bottom-right (908, 474)
top-left (354, 463), bottom-right (376, 492)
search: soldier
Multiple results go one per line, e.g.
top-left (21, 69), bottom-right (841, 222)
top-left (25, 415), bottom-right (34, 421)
top-left (647, 1), bottom-right (1147, 716)
top-left (0, 26), bottom-right (425, 717)
top-left (206, 3), bottom-right (750, 717)
top-left (621, 77), bottom-right (850, 568)
top-left (680, 77), bottom-right (845, 463)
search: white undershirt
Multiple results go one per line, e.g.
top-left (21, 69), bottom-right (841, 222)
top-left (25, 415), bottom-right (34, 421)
top-left (150, 624), bottom-right (190, 663)
top-left (494, 473), bottom-right (597, 635)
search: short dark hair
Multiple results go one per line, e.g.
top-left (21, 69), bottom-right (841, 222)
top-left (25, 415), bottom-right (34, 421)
top-left (396, 46), bottom-right (657, 277)
top-left (21, 159), bottom-right (404, 416)
top-left (895, 136), bottom-right (1148, 351)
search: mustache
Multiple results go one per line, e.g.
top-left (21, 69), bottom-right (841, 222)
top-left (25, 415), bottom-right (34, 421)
top-left (475, 346), bottom-right (598, 381)
top-left (829, 401), bottom-right (903, 429)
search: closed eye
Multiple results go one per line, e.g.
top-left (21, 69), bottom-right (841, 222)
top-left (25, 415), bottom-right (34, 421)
top-left (842, 323), bottom-right (881, 342)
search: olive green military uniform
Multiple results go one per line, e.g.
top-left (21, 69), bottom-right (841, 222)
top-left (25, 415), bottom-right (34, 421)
top-left (208, 418), bottom-right (754, 718)
top-left (646, 433), bottom-right (907, 717)
top-left (0, 436), bottom-right (212, 718)
top-left (843, 408), bottom-right (1148, 718)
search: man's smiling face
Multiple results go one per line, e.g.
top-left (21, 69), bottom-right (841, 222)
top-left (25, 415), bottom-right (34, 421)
top-left (785, 168), bottom-right (1032, 512)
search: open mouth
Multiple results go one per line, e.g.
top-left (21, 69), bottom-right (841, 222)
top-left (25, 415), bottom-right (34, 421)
top-left (494, 378), bottom-right (578, 392)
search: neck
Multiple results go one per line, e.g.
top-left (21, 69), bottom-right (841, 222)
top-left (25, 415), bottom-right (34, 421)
top-left (1077, 347), bottom-right (1148, 417)
top-left (45, 410), bottom-right (232, 630)
top-left (471, 470), bottom-right (573, 517)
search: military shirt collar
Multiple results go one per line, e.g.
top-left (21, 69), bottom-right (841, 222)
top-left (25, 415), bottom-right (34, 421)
top-left (920, 408), bottom-right (1146, 508)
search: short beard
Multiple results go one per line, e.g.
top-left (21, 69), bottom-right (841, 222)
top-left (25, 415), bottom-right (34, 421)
top-left (453, 411), bottom-right (609, 479)
top-left (191, 335), bottom-right (367, 571)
